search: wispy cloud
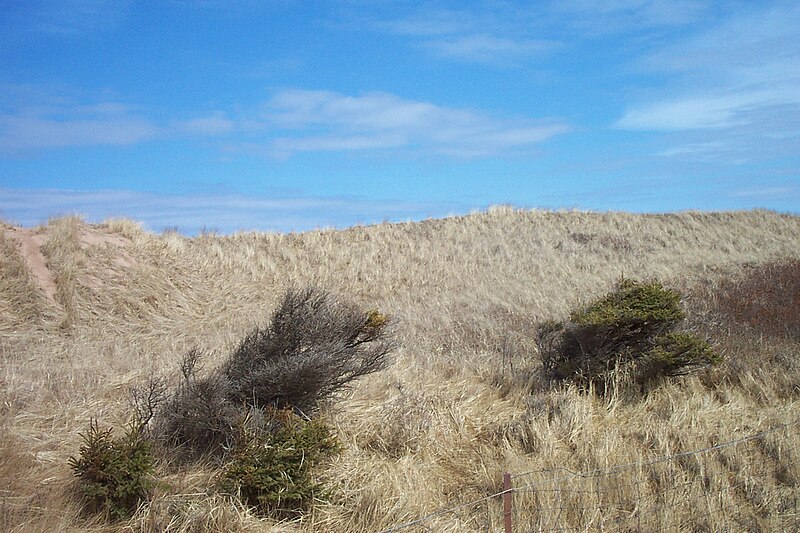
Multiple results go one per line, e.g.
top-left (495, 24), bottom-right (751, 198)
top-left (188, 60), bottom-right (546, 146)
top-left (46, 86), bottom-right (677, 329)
top-left (173, 113), bottom-right (236, 136)
top-left (260, 89), bottom-right (569, 158)
top-left (0, 188), bottom-right (467, 234)
top-left (0, 107), bottom-right (158, 152)
top-left (0, 89), bottom-right (236, 154)
top-left (616, 91), bottom-right (795, 131)
top-left (729, 185), bottom-right (797, 199)
top-left (1, 85), bottom-right (567, 159)
top-left (616, 4), bottom-right (800, 136)
top-left (655, 142), bottom-right (727, 157)
top-left (370, 6), bottom-right (557, 65)
top-left (367, 1), bottom-right (706, 65)
top-left (423, 34), bottom-right (553, 64)
top-left (553, 0), bottom-right (710, 34)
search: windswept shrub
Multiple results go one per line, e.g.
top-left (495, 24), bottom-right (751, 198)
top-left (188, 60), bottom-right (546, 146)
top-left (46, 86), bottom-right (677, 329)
top-left (538, 278), bottom-right (718, 390)
top-left (222, 288), bottom-right (394, 414)
top-left (151, 287), bottom-right (394, 456)
top-left (218, 408), bottom-right (340, 516)
top-left (68, 420), bottom-right (155, 521)
top-left (155, 350), bottom-right (241, 455)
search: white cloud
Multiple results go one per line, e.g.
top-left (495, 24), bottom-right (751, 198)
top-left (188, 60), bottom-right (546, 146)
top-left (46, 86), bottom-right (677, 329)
top-left (369, 1), bottom-right (705, 65)
top-left (260, 89), bottom-right (569, 157)
top-left (0, 89), bottom-right (243, 153)
top-left (271, 134), bottom-right (406, 155)
top-left (0, 93), bottom-right (159, 153)
top-left (0, 86), bottom-right (567, 159)
top-left (0, 113), bottom-right (159, 152)
top-left (730, 186), bottom-right (796, 199)
top-left (266, 90), bottom-right (439, 130)
top-left (379, 9), bottom-right (477, 38)
top-left (174, 114), bottom-right (235, 136)
top-left (423, 34), bottom-right (554, 63)
top-left (9, 0), bottom-right (129, 36)
top-left (640, 4), bottom-right (800, 75)
top-left (617, 4), bottom-right (800, 134)
top-left (655, 141), bottom-right (726, 157)
top-left (616, 92), bottom-right (780, 131)
top-left (555, 0), bottom-right (709, 32)
top-left (371, 6), bottom-right (557, 65)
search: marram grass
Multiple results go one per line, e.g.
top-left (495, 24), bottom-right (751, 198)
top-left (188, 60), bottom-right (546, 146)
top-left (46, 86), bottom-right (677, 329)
top-left (1, 208), bottom-right (799, 531)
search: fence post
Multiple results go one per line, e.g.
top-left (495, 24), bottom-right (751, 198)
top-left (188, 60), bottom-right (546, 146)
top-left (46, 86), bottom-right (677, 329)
top-left (503, 472), bottom-right (513, 533)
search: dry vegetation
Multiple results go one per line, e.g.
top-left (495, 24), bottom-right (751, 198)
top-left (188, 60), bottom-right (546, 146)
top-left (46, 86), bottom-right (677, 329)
top-left (1, 207), bottom-right (800, 531)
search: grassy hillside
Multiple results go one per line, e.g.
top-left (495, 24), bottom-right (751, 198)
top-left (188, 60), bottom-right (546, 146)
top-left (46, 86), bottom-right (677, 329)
top-left (1, 208), bottom-right (799, 531)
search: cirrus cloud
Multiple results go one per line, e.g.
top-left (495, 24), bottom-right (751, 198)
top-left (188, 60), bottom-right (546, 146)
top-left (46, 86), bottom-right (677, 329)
top-left (0, 88), bottom-right (237, 155)
top-left (260, 89), bottom-right (570, 158)
top-left (616, 3), bottom-right (800, 135)
top-left (0, 109), bottom-right (158, 153)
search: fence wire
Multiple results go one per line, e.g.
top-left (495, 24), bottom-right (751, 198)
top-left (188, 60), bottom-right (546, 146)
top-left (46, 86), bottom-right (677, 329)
top-left (377, 421), bottom-right (800, 532)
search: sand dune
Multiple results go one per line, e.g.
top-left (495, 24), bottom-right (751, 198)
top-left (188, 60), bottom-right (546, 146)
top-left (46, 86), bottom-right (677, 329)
top-left (1, 208), bottom-right (799, 531)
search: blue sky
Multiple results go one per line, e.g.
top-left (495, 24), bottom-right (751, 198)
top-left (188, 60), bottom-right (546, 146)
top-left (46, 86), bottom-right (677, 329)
top-left (1, 0), bottom-right (798, 234)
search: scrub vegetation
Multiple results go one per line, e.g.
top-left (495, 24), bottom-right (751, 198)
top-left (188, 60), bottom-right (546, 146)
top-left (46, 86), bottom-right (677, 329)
top-left (1, 207), bottom-right (799, 531)
top-left (538, 277), bottom-right (720, 391)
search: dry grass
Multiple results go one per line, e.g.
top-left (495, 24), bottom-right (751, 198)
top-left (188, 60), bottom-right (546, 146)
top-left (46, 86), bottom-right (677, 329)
top-left (1, 207), bottom-right (800, 531)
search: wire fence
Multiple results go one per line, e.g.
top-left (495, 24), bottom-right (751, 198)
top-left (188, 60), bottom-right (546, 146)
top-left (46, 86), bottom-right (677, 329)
top-left (378, 421), bottom-right (800, 532)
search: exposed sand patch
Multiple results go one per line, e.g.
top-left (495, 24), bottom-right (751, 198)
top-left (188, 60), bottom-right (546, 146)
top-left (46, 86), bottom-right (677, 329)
top-left (80, 227), bottom-right (135, 269)
top-left (2, 224), bottom-right (134, 304)
top-left (3, 226), bottom-right (57, 303)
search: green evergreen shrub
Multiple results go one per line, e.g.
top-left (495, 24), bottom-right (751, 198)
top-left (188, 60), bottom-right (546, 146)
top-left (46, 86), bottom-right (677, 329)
top-left (68, 420), bottom-right (155, 520)
top-left (638, 332), bottom-right (721, 383)
top-left (538, 278), bottom-right (719, 390)
top-left (218, 408), bottom-right (340, 517)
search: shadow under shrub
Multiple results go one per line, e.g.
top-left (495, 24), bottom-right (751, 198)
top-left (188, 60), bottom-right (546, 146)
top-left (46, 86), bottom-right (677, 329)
top-left (538, 278), bottom-right (719, 392)
top-left (154, 349), bottom-right (241, 455)
top-left (69, 420), bottom-right (155, 521)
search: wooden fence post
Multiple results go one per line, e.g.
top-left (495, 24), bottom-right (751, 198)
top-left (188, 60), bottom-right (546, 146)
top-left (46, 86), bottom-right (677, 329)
top-left (503, 472), bottom-right (513, 533)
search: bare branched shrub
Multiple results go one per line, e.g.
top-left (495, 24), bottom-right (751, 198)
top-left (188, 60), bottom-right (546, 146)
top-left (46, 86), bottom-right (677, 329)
top-left (152, 350), bottom-right (240, 455)
top-left (130, 374), bottom-right (168, 431)
top-left (152, 287), bottom-right (395, 456)
top-left (222, 287), bottom-right (395, 414)
top-left (712, 259), bottom-right (800, 341)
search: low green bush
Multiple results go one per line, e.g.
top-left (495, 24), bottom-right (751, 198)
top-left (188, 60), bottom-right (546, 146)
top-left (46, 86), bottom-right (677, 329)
top-left (538, 277), bottom-right (719, 391)
top-left (638, 332), bottom-right (721, 383)
top-left (68, 421), bottom-right (155, 521)
top-left (218, 408), bottom-right (340, 517)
